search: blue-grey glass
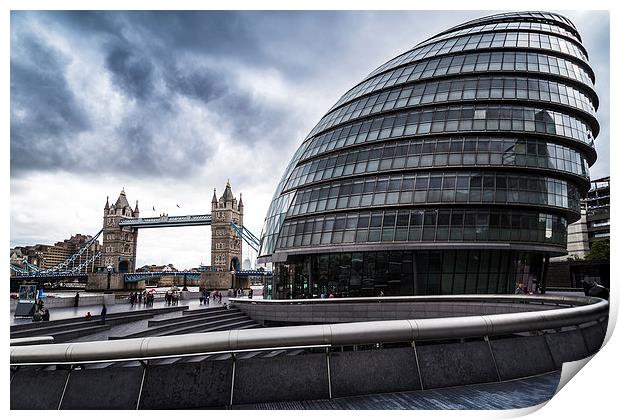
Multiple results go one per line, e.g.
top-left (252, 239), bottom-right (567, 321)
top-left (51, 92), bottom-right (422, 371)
top-left (259, 11), bottom-right (598, 265)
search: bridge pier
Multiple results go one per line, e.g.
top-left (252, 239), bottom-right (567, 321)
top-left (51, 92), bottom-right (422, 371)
top-left (86, 272), bottom-right (128, 292)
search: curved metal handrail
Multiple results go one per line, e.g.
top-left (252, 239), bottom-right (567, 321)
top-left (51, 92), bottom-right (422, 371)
top-left (10, 336), bottom-right (54, 346)
top-left (10, 295), bottom-right (607, 365)
top-left (230, 294), bottom-right (598, 306)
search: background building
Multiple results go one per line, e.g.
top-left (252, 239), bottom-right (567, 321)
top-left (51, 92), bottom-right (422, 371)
top-left (258, 12), bottom-right (600, 298)
top-left (101, 189), bottom-right (139, 273)
top-left (10, 233), bottom-right (102, 274)
top-left (557, 176), bottom-right (610, 260)
top-left (211, 181), bottom-right (244, 271)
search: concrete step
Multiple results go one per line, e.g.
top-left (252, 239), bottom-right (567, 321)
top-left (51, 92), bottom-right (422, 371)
top-left (181, 306), bottom-right (229, 316)
top-left (160, 319), bottom-right (259, 337)
top-left (10, 305), bottom-right (188, 333)
top-left (50, 325), bottom-right (112, 343)
top-left (147, 309), bottom-right (244, 327)
top-left (10, 313), bottom-right (154, 339)
top-left (109, 314), bottom-right (251, 340)
top-left (144, 312), bottom-right (248, 334)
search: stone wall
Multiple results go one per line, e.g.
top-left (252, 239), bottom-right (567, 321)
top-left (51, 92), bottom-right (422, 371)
top-left (200, 272), bottom-right (233, 290)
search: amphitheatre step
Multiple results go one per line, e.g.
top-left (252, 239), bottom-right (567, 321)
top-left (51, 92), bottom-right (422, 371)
top-left (10, 305), bottom-right (188, 333)
top-left (181, 306), bottom-right (230, 316)
top-left (10, 313), bottom-right (154, 339)
top-left (147, 309), bottom-right (244, 327)
top-left (48, 325), bottom-right (112, 343)
top-left (108, 314), bottom-right (251, 340)
top-left (160, 319), bottom-right (259, 337)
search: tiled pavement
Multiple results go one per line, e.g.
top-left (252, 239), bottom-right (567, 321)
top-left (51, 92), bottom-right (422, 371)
top-left (235, 371), bottom-right (561, 410)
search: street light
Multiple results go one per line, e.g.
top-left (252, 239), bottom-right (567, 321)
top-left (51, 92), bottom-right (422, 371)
top-left (106, 265), bottom-right (113, 292)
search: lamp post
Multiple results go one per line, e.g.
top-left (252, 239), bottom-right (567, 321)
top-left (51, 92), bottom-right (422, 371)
top-left (106, 265), bottom-right (113, 292)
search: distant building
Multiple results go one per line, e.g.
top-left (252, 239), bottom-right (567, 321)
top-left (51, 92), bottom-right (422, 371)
top-left (136, 263), bottom-right (178, 273)
top-left (548, 176), bottom-right (610, 289)
top-left (584, 176), bottom-right (610, 245)
top-left (10, 233), bottom-right (102, 274)
top-left (557, 176), bottom-right (610, 260)
top-left (242, 258), bottom-right (252, 270)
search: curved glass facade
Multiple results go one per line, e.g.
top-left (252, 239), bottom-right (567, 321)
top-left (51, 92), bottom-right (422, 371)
top-left (259, 12), bottom-right (599, 298)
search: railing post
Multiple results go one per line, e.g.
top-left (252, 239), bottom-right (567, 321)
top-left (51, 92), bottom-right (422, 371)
top-left (135, 360), bottom-right (148, 410)
top-left (484, 336), bottom-right (502, 382)
top-left (412, 341), bottom-right (424, 390)
top-left (326, 347), bottom-right (332, 399)
top-left (57, 365), bottom-right (73, 410)
top-left (229, 353), bottom-right (237, 408)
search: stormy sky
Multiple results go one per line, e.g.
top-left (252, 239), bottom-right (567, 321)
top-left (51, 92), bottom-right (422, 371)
top-left (10, 10), bottom-right (610, 269)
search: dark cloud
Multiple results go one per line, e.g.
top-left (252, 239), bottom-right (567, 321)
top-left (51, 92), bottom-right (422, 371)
top-left (164, 67), bottom-right (229, 104)
top-left (10, 34), bottom-right (90, 175)
top-left (10, 10), bottom-right (610, 183)
top-left (105, 46), bottom-right (155, 100)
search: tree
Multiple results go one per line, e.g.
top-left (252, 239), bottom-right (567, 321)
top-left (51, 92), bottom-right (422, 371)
top-left (585, 240), bottom-right (610, 261)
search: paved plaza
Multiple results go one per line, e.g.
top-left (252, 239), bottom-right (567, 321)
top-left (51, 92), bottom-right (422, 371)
top-left (237, 370), bottom-right (561, 410)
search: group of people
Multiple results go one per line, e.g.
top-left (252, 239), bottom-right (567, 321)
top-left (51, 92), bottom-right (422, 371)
top-left (165, 291), bottom-right (179, 306)
top-left (31, 298), bottom-right (50, 322)
top-left (129, 291), bottom-right (154, 306)
top-left (199, 290), bottom-right (210, 305)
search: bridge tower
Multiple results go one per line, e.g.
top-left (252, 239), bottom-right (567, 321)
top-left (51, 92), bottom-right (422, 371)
top-left (101, 189), bottom-right (139, 273)
top-left (211, 180), bottom-right (243, 271)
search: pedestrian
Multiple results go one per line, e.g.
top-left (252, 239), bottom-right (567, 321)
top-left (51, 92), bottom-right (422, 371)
top-left (36, 298), bottom-right (44, 312)
top-left (74, 292), bottom-right (80, 307)
top-left (378, 290), bottom-right (385, 297)
top-left (42, 309), bottom-right (50, 322)
top-left (515, 283), bottom-right (525, 294)
top-left (32, 311), bottom-right (43, 322)
top-left (165, 291), bottom-right (170, 305)
top-left (138, 291), bottom-right (142, 304)
top-left (199, 293), bottom-right (204, 305)
top-left (130, 292), bottom-right (136, 307)
top-left (205, 290), bottom-right (210, 306)
top-left (85, 311), bottom-right (92, 321)
top-left (101, 304), bottom-right (107, 324)
top-left (248, 289), bottom-right (253, 299)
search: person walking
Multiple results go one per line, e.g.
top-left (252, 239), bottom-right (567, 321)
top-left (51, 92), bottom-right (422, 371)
top-left (130, 292), bottom-right (136, 307)
top-left (138, 291), bottom-right (142, 304)
top-left (515, 283), bottom-right (525, 294)
top-left (42, 309), bottom-right (50, 322)
top-left (73, 292), bottom-right (80, 307)
top-left (101, 304), bottom-right (107, 324)
top-left (248, 289), bottom-right (253, 299)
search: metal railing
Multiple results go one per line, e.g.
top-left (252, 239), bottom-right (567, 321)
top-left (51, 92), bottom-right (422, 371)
top-left (230, 293), bottom-right (596, 306)
top-left (10, 295), bottom-right (607, 365)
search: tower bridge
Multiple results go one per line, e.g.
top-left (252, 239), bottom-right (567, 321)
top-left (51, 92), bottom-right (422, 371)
top-left (10, 181), bottom-right (269, 291)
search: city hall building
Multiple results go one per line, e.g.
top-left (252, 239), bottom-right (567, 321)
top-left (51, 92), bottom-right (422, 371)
top-left (258, 12), bottom-right (600, 299)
